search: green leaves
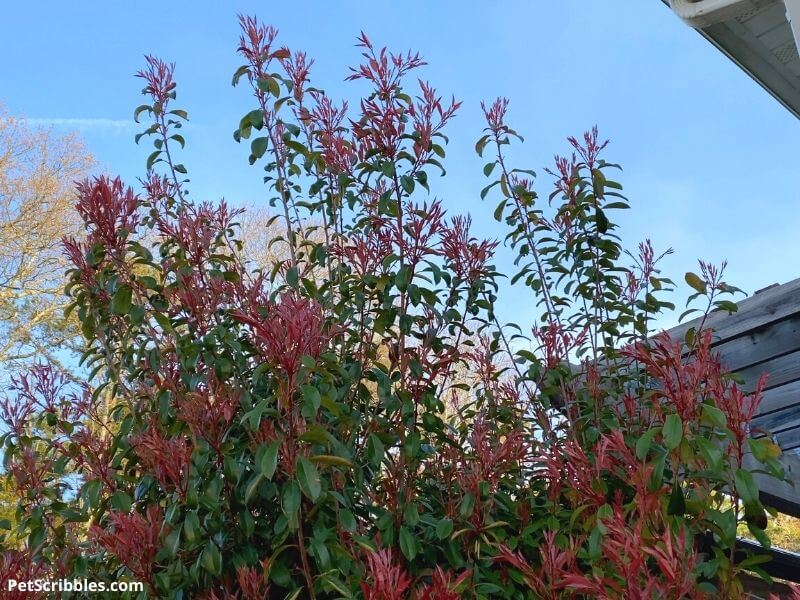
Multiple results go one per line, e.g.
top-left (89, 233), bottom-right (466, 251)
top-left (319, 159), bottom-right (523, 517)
top-left (701, 404), bottom-right (726, 430)
top-left (475, 134), bottom-right (490, 157)
top-left (435, 518), bottom-right (453, 540)
top-left (635, 427), bottom-right (658, 460)
top-left (249, 137), bottom-right (269, 164)
top-left (26, 30), bottom-right (776, 600)
top-left (399, 527), bottom-right (419, 560)
top-left (395, 265), bottom-right (412, 293)
top-left (146, 150), bottom-right (162, 170)
top-left (256, 75), bottom-right (281, 97)
top-left (296, 456), bottom-right (322, 502)
top-left (310, 455), bottom-right (352, 469)
top-left (183, 511), bottom-right (201, 544)
top-left (285, 266), bottom-right (299, 287)
top-left (685, 272), bottom-right (707, 294)
top-left (301, 384), bottom-right (321, 417)
top-left (662, 414), bottom-right (683, 450)
top-left (748, 437), bottom-right (782, 462)
top-left (400, 174), bottom-right (415, 194)
top-left (595, 208), bottom-right (609, 234)
top-left (133, 104), bottom-right (151, 123)
top-left (459, 492), bottom-right (475, 518)
top-left (258, 441), bottom-right (279, 480)
top-left (201, 540), bottom-right (222, 575)
top-left (735, 468), bottom-right (760, 505)
top-left (110, 285), bottom-right (133, 315)
top-left (282, 481), bottom-right (301, 529)
top-left (667, 481), bottom-right (686, 516)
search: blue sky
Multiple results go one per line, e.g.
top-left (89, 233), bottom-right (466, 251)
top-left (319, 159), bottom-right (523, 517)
top-left (2, 0), bottom-right (798, 331)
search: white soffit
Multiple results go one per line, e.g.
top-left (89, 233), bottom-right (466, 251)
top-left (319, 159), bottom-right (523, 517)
top-left (662, 0), bottom-right (800, 118)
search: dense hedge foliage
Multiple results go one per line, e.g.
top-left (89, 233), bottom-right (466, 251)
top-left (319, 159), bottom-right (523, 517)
top-left (0, 15), bottom-right (791, 599)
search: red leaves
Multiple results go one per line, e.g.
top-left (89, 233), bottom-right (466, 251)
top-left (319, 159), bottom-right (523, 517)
top-left (0, 550), bottom-right (48, 600)
top-left (481, 97), bottom-right (510, 134)
top-left (282, 51), bottom-right (314, 102)
top-left (462, 414), bottom-right (527, 495)
top-left (22, 16), bottom-right (781, 599)
top-left (346, 32), bottom-right (460, 164)
top-left (623, 327), bottom-right (765, 465)
top-left (495, 537), bottom-right (579, 600)
top-left (305, 92), bottom-right (355, 174)
top-left (639, 527), bottom-right (699, 598)
top-left (568, 126), bottom-right (609, 171)
top-left (346, 36), bottom-right (426, 96)
top-left (233, 292), bottom-right (334, 393)
top-left (89, 505), bottom-right (163, 585)
top-left (176, 385), bottom-right (239, 452)
top-left (0, 364), bottom-right (67, 436)
top-left (131, 425), bottom-right (191, 497)
top-left (770, 583), bottom-right (800, 600)
top-left (623, 330), bottom-right (718, 424)
top-left (408, 81), bottom-right (461, 160)
top-left (440, 215), bottom-right (498, 283)
top-left (136, 56), bottom-right (176, 109)
top-left (234, 561), bottom-right (271, 600)
top-left (236, 16), bottom-right (280, 73)
top-left (73, 176), bottom-right (139, 252)
top-left (330, 225), bottom-right (393, 277)
top-left (0, 365), bottom-right (112, 495)
top-left (531, 322), bottom-right (588, 371)
top-left (361, 548), bottom-right (470, 600)
top-left (412, 567), bottom-right (470, 600)
top-left (157, 199), bottom-right (242, 264)
top-left (360, 548), bottom-right (412, 600)
top-left (497, 526), bottom-right (705, 600)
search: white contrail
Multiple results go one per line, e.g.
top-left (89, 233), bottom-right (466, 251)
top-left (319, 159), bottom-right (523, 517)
top-left (22, 117), bottom-right (135, 132)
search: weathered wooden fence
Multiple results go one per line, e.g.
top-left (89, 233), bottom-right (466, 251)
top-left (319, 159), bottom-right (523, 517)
top-left (668, 277), bottom-right (800, 518)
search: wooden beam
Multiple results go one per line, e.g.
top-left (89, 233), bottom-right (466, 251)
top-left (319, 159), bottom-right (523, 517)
top-left (669, 276), bottom-right (800, 345)
top-left (744, 452), bottom-right (800, 518)
top-left (665, 278), bottom-right (800, 517)
top-left (712, 314), bottom-right (800, 373)
top-left (736, 538), bottom-right (800, 583)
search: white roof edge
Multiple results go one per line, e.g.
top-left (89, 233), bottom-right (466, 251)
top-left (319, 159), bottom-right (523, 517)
top-left (661, 0), bottom-right (800, 119)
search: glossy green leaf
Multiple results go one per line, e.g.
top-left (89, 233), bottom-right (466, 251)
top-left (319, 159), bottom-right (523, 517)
top-left (735, 468), bottom-right (759, 505)
top-left (259, 441), bottom-right (280, 480)
top-left (635, 428), bottom-right (658, 460)
top-left (662, 414), bottom-right (683, 450)
top-left (398, 527), bottom-right (418, 560)
top-left (685, 272), bottom-right (707, 294)
top-left (111, 285), bottom-right (133, 315)
top-left (436, 518), bottom-right (453, 540)
top-left (201, 540), bottom-right (222, 575)
top-left (297, 456), bottom-right (322, 502)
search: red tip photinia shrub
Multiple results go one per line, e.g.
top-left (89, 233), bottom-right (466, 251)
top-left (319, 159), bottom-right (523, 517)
top-left (0, 14), bottom-right (787, 600)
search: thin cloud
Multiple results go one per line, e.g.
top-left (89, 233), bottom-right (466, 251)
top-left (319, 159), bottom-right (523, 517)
top-left (22, 117), bottom-right (136, 133)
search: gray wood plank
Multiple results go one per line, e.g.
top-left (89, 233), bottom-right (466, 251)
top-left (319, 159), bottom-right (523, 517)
top-left (755, 378), bottom-right (800, 415)
top-left (736, 349), bottom-right (800, 392)
top-left (775, 427), bottom-right (800, 451)
top-left (752, 402), bottom-right (800, 435)
top-left (668, 276), bottom-right (800, 346)
top-left (714, 314), bottom-right (800, 372)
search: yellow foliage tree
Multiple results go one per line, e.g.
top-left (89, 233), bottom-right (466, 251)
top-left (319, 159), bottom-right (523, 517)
top-left (0, 107), bottom-right (94, 374)
top-left (0, 108), bottom-right (93, 543)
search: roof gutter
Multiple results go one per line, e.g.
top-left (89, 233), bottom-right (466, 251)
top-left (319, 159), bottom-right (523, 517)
top-left (667, 0), bottom-right (752, 28)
